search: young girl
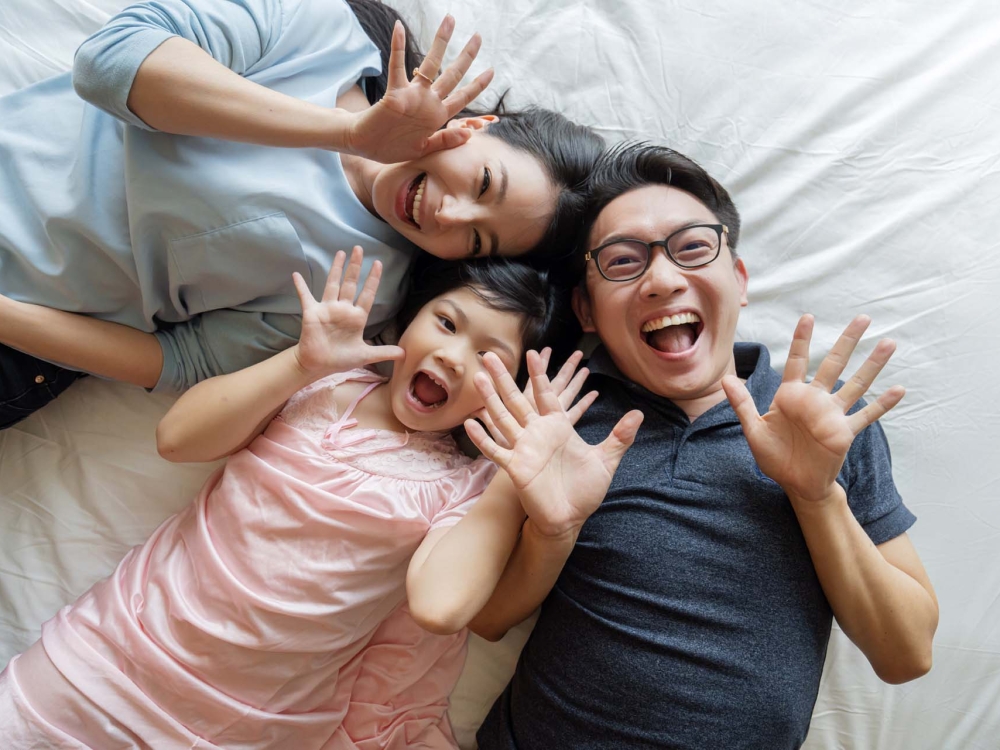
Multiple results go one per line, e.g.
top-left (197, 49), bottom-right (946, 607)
top-left (0, 247), bottom-right (589, 749)
top-left (0, 0), bottom-right (603, 428)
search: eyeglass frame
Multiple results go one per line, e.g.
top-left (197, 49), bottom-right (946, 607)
top-left (583, 224), bottom-right (730, 282)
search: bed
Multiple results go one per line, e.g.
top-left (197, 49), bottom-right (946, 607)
top-left (1, 0), bottom-right (998, 747)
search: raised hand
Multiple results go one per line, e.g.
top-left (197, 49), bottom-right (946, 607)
top-left (722, 314), bottom-right (905, 504)
top-left (346, 16), bottom-right (494, 164)
top-left (465, 351), bottom-right (644, 538)
top-left (291, 246), bottom-right (404, 376)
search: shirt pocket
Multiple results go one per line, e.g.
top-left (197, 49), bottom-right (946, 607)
top-left (167, 212), bottom-right (311, 316)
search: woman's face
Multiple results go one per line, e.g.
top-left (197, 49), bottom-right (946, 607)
top-left (371, 118), bottom-right (558, 259)
top-left (388, 286), bottom-right (525, 433)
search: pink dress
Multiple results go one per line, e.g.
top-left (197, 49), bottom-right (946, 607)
top-left (0, 370), bottom-right (495, 749)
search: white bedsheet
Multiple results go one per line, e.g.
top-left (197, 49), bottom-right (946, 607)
top-left (2, 1), bottom-right (998, 748)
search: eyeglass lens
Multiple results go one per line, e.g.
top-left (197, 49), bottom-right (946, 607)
top-left (597, 225), bottom-right (721, 281)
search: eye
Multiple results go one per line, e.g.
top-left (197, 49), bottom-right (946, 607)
top-left (437, 315), bottom-right (456, 333)
top-left (479, 167), bottom-right (492, 197)
top-left (471, 229), bottom-right (482, 257)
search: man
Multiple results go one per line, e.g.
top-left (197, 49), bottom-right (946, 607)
top-left (470, 142), bottom-right (939, 749)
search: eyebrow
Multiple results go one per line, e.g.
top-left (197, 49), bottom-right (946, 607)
top-left (488, 161), bottom-right (509, 257)
top-left (441, 298), bottom-right (517, 362)
top-left (595, 219), bottom-right (712, 247)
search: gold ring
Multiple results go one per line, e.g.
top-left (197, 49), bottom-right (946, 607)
top-left (412, 67), bottom-right (435, 85)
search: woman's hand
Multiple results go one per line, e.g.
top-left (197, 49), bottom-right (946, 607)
top-left (291, 246), bottom-right (404, 377)
top-left (345, 16), bottom-right (494, 163)
top-left (722, 314), bottom-right (905, 505)
top-left (466, 351), bottom-right (644, 538)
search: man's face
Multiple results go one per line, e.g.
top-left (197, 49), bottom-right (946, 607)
top-left (573, 185), bottom-right (749, 411)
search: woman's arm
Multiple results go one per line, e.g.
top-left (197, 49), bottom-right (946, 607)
top-left (156, 247), bottom-right (403, 462)
top-left (0, 294), bottom-right (163, 388)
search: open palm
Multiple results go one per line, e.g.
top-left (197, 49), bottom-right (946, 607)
top-left (347, 16), bottom-right (494, 163)
top-left (722, 314), bottom-right (905, 503)
top-left (466, 351), bottom-right (644, 538)
top-left (291, 246), bottom-right (403, 377)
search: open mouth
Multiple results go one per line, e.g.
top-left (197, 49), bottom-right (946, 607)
top-left (640, 312), bottom-right (703, 354)
top-left (403, 173), bottom-right (427, 228)
top-left (407, 370), bottom-right (449, 411)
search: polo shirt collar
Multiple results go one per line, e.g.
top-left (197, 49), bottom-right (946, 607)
top-left (587, 342), bottom-right (780, 427)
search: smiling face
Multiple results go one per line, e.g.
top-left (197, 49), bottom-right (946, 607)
top-left (574, 185), bottom-right (749, 420)
top-left (389, 286), bottom-right (525, 432)
top-left (371, 118), bottom-right (558, 259)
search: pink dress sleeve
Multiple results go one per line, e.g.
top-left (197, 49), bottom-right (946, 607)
top-left (428, 457), bottom-right (498, 531)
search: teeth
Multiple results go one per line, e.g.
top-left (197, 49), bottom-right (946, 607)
top-left (412, 175), bottom-right (426, 227)
top-left (641, 311), bottom-right (701, 333)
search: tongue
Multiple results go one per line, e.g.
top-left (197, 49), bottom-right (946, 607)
top-left (648, 324), bottom-right (697, 354)
top-left (413, 372), bottom-right (447, 406)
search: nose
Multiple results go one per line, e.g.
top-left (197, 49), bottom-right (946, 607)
top-left (640, 248), bottom-right (689, 299)
top-left (435, 194), bottom-right (475, 229)
top-left (435, 345), bottom-right (466, 377)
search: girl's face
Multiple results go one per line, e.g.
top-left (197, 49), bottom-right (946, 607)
top-left (389, 287), bottom-right (526, 433)
top-left (371, 118), bottom-right (558, 260)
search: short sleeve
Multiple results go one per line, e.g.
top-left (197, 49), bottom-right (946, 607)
top-left (838, 395), bottom-right (916, 545)
top-left (428, 459), bottom-right (498, 532)
top-left (153, 308), bottom-right (301, 392)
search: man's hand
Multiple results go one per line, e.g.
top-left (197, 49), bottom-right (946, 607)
top-left (722, 314), bottom-right (905, 504)
top-left (291, 246), bottom-right (404, 377)
top-left (465, 350), bottom-right (644, 538)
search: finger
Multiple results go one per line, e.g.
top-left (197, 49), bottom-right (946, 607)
top-left (558, 367), bottom-right (590, 412)
top-left (474, 371), bottom-right (524, 446)
top-left (782, 314), bottom-right (814, 384)
top-left (361, 344), bottom-right (405, 364)
top-left (419, 14), bottom-right (455, 81)
top-left (465, 417), bottom-right (513, 470)
top-left (834, 338), bottom-right (896, 411)
top-left (321, 250), bottom-right (347, 302)
top-left (483, 352), bottom-right (537, 425)
top-left (812, 315), bottom-right (872, 392)
top-left (338, 246), bottom-right (364, 303)
top-left (292, 271), bottom-right (315, 313)
top-left (549, 350), bottom-right (583, 395)
top-left (526, 351), bottom-right (562, 416)
top-left (475, 408), bottom-right (512, 450)
top-left (721, 374), bottom-right (763, 441)
top-left (355, 260), bottom-right (383, 314)
top-left (846, 385), bottom-right (905, 435)
top-left (421, 127), bottom-right (471, 156)
top-left (443, 68), bottom-right (494, 118)
top-left (565, 389), bottom-right (598, 425)
top-left (386, 20), bottom-right (408, 91)
top-left (598, 409), bottom-right (644, 470)
top-left (520, 347), bottom-right (552, 410)
top-left (432, 32), bottom-right (482, 97)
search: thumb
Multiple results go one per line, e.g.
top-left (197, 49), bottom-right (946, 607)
top-left (423, 127), bottom-right (470, 156)
top-left (363, 345), bottom-right (406, 364)
top-left (598, 409), bottom-right (644, 470)
top-left (721, 375), bottom-right (760, 436)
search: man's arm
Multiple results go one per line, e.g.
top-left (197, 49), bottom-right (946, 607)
top-left (723, 314), bottom-right (938, 684)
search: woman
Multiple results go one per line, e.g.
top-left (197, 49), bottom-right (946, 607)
top-left (0, 0), bottom-right (602, 428)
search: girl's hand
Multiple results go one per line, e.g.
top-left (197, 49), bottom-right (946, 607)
top-left (291, 246), bottom-right (404, 376)
top-left (466, 351), bottom-right (644, 538)
top-left (345, 16), bottom-right (494, 164)
top-left (722, 314), bottom-right (905, 505)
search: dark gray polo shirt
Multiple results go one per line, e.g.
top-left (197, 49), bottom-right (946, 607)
top-left (478, 343), bottom-right (915, 750)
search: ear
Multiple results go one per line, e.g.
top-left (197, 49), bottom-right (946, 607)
top-left (733, 257), bottom-right (749, 307)
top-left (445, 114), bottom-right (500, 131)
top-left (572, 286), bottom-right (597, 333)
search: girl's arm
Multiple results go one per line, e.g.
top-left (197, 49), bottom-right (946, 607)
top-left (406, 351), bottom-right (642, 636)
top-left (75, 0), bottom-right (491, 163)
top-left (0, 294), bottom-right (163, 388)
top-left (157, 247), bottom-right (402, 462)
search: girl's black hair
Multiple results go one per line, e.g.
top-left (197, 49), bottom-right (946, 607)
top-left (395, 254), bottom-right (581, 385)
top-left (345, 0), bottom-right (424, 104)
top-left (346, 1), bottom-right (605, 277)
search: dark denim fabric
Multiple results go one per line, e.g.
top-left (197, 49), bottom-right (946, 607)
top-left (0, 345), bottom-right (85, 429)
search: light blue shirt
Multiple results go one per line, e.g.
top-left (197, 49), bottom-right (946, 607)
top-left (0, 0), bottom-right (416, 392)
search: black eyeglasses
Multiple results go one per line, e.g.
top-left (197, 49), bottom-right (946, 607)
top-left (584, 224), bottom-right (728, 282)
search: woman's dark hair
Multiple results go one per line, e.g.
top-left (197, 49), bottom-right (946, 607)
top-left (346, 0), bottom-right (423, 104)
top-left (576, 141), bottom-right (742, 280)
top-left (395, 253), bottom-right (580, 385)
